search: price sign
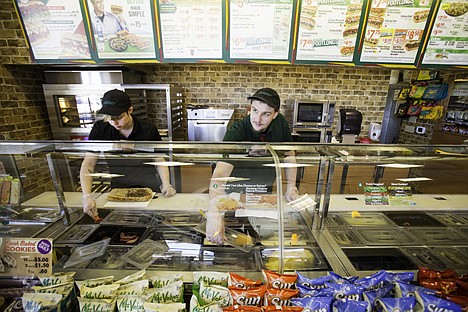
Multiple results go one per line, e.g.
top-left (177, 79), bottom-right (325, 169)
top-left (0, 238), bottom-right (53, 277)
top-left (406, 30), bottom-right (422, 41)
top-left (366, 29), bottom-right (381, 39)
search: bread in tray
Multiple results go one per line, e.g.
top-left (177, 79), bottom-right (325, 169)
top-left (107, 188), bottom-right (153, 202)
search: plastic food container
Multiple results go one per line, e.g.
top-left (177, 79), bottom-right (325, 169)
top-left (121, 239), bottom-right (169, 269)
top-left (88, 246), bottom-right (130, 269)
top-left (324, 213), bottom-right (346, 227)
top-left (429, 213), bottom-right (467, 226)
top-left (64, 238), bottom-right (110, 268)
top-left (431, 247), bottom-right (468, 268)
top-left (126, 253), bottom-right (192, 271)
top-left (256, 247), bottom-right (328, 271)
top-left (342, 212), bottom-right (395, 227)
top-left (161, 212), bottom-right (203, 226)
top-left (144, 227), bottom-right (203, 245)
top-left (56, 224), bottom-right (99, 244)
top-left (329, 228), bottom-right (363, 246)
top-left (259, 227), bottom-right (317, 246)
top-left (354, 227), bottom-right (417, 246)
top-left (193, 247), bottom-right (257, 271)
top-left (407, 227), bottom-right (467, 245)
top-left (401, 247), bottom-right (446, 270)
top-left (195, 222), bottom-right (257, 253)
top-left (101, 210), bottom-right (157, 226)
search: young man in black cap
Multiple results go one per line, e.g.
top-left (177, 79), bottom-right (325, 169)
top-left (80, 89), bottom-right (176, 219)
top-left (206, 88), bottom-right (299, 244)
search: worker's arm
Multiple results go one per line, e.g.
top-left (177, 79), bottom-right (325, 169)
top-left (284, 151), bottom-right (300, 202)
top-left (208, 161), bottom-right (235, 210)
top-left (79, 152), bottom-right (99, 218)
top-left (206, 161), bottom-right (234, 244)
top-left (155, 157), bottom-right (176, 197)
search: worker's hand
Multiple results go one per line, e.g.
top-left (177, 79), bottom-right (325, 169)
top-left (82, 194), bottom-right (98, 219)
top-left (160, 184), bottom-right (176, 197)
top-left (285, 186), bottom-right (300, 203)
top-left (205, 212), bottom-right (224, 245)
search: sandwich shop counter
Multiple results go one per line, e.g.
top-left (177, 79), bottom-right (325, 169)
top-left (0, 140), bottom-right (468, 285)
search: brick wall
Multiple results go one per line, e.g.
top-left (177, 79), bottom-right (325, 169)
top-left (143, 64), bottom-right (394, 137)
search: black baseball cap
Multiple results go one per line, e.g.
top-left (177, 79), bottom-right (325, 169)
top-left (98, 89), bottom-right (131, 116)
top-left (247, 88), bottom-right (280, 111)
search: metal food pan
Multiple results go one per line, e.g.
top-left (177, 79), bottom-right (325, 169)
top-left (56, 224), bottom-right (99, 244)
top-left (428, 213), bottom-right (467, 227)
top-left (329, 228), bottom-right (364, 246)
top-left (342, 212), bottom-right (395, 227)
top-left (407, 227), bottom-right (467, 245)
top-left (256, 246), bottom-right (329, 271)
top-left (353, 227), bottom-right (418, 246)
top-left (400, 247), bottom-right (447, 271)
top-left (101, 210), bottom-right (158, 227)
top-left (384, 212), bottom-right (444, 227)
top-left (341, 247), bottom-right (418, 271)
top-left (430, 247), bottom-right (468, 269)
top-left (193, 247), bottom-right (257, 272)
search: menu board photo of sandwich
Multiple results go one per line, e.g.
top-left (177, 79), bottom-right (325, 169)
top-left (85, 0), bottom-right (157, 60)
top-left (14, 0), bottom-right (91, 61)
top-left (359, 0), bottom-right (435, 65)
top-left (421, 0), bottom-right (468, 66)
top-left (295, 0), bottom-right (364, 63)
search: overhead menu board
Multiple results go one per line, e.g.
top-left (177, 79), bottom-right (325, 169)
top-left (157, 0), bottom-right (224, 61)
top-left (229, 0), bottom-right (296, 62)
top-left (421, 0), bottom-right (468, 66)
top-left (84, 0), bottom-right (158, 60)
top-left (359, 0), bottom-right (435, 65)
top-left (14, 0), bottom-right (92, 61)
top-left (294, 0), bottom-right (365, 64)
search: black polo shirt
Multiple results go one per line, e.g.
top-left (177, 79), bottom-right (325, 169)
top-left (88, 117), bottom-right (162, 191)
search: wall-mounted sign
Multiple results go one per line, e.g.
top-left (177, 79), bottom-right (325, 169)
top-left (85, 0), bottom-right (158, 60)
top-left (0, 238), bottom-right (53, 277)
top-left (359, 0), bottom-right (435, 65)
top-left (157, 0), bottom-right (224, 61)
top-left (421, 0), bottom-right (468, 66)
top-left (229, 0), bottom-right (295, 62)
top-left (14, 0), bottom-right (92, 61)
top-left (295, 0), bottom-right (365, 63)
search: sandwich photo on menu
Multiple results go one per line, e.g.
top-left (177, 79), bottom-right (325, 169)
top-left (343, 26), bottom-right (358, 38)
top-left (345, 14), bottom-right (360, 27)
top-left (368, 14), bottom-right (384, 28)
top-left (413, 10), bottom-right (429, 23)
top-left (300, 6), bottom-right (317, 31)
top-left (60, 32), bottom-right (90, 57)
top-left (346, 3), bottom-right (362, 15)
top-left (17, 0), bottom-right (51, 44)
top-left (370, 7), bottom-right (386, 17)
top-left (340, 45), bottom-right (355, 56)
top-left (364, 37), bottom-right (379, 47)
top-left (405, 40), bottom-right (420, 51)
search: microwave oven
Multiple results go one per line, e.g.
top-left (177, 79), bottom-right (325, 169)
top-left (287, 99), bottom-right (335, 127)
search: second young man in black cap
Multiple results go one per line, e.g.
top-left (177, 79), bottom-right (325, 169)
top-left (80, 89), bottom-right (176, 219)
top-left (206, 87), bottom-right (299, 244)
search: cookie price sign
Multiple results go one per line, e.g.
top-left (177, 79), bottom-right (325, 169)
top-left (0, 238), bottom-right (53, 277)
